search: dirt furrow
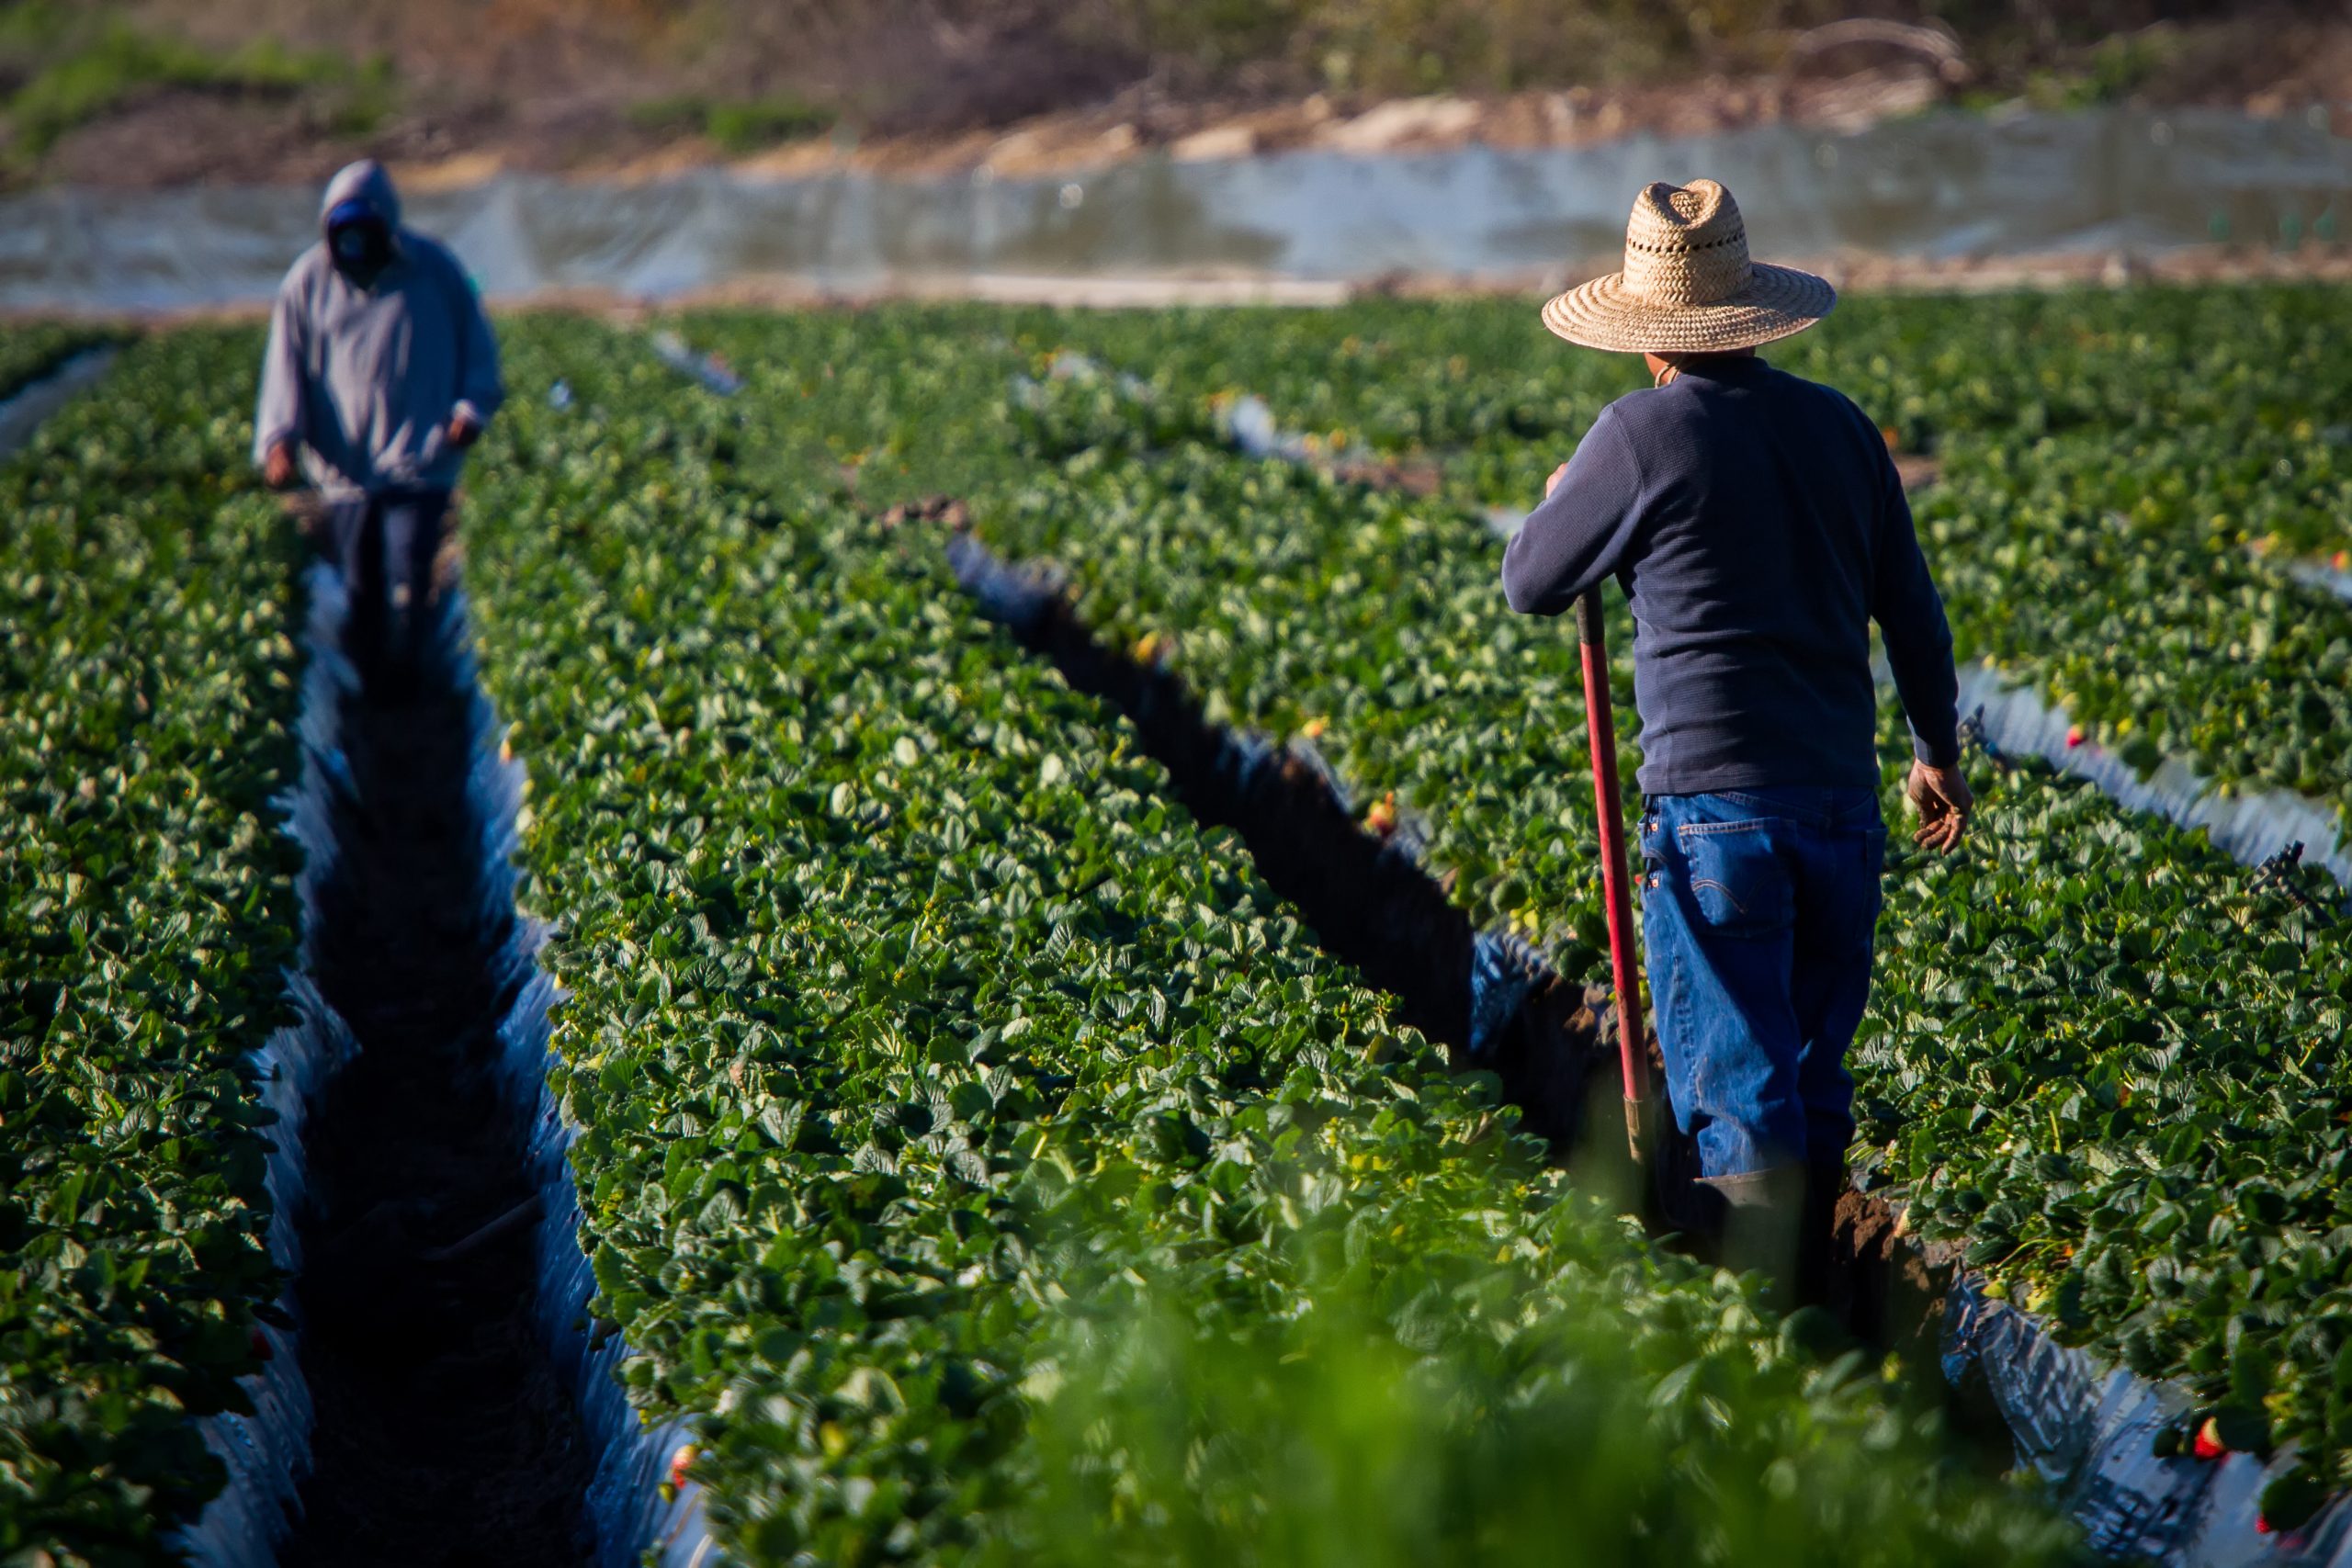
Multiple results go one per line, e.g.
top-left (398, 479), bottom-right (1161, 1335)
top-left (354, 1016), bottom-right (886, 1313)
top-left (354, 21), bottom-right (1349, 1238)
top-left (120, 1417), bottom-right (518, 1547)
top-left (276, 594), bottom-right (594, 1568)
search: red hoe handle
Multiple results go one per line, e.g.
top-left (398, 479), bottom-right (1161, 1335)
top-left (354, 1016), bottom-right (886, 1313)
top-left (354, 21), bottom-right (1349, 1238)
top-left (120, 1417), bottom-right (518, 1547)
top-left (1576, 587), bottom-right (1648, 1162)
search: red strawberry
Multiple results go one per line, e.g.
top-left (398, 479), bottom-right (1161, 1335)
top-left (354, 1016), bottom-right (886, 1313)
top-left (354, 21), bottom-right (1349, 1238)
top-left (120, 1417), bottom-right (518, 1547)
top-left (2192, 1417), bottom-right (2226, 1460)
top-left (2065, 725), bottom-right (2086, 749)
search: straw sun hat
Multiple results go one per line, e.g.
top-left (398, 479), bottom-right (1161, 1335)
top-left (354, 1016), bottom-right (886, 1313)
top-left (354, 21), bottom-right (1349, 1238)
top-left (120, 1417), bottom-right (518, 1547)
top-left (1543, 178), bottom-right (1836, 355)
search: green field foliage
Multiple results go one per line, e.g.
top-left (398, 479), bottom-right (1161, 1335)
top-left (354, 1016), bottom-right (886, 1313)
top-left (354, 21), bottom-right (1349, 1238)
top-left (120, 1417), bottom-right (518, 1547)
top-left (453, 319), bottom-right (2077, 1563)
top-left (0, 330), bottom-right (303, 1556)
top-left (671, 288), bottom-right (2352, 1507)
top-left (11, 285), bottom-right (2349, 1555)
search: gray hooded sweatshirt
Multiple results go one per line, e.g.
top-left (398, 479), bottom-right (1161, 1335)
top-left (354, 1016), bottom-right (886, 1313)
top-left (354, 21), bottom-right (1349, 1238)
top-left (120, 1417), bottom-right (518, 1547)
top-left (253, 161), bottom-right (503, 500)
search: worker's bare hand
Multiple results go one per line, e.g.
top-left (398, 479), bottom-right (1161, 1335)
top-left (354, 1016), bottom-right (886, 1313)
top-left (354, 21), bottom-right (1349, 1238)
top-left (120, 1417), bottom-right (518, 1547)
top-left (446, 411), bottom-right (482, 448)
top-left (262, 442), bottom-right (299, 491)
top-left (1545, 461), bottom-right (1569, 498)
top-left (1906, 760), bottom-right (1974, 853)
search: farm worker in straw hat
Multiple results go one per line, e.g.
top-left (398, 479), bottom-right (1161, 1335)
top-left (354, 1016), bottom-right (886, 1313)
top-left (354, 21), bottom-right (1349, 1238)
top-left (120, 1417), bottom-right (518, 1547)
top-left (1501, 178), bottom-right (1971, 1305)
top-left (254, 159), bottom-right (503, 694)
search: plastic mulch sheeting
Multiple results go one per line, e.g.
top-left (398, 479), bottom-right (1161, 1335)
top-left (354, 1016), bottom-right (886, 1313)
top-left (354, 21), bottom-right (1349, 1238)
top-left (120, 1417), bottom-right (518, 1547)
top-left (0, 345), bottom-right (119, 462)
top-left (1931, 660), bottom-right (2350, 1561)
top-left (1952, 662), bottom-right (2349, 887)
top-left (1942, 1279), bottom-right (2352, 1564)
top-left (174, 563), bottom-right (718, 1563)
top-left (2286, 557), bottom-right (2352, 608)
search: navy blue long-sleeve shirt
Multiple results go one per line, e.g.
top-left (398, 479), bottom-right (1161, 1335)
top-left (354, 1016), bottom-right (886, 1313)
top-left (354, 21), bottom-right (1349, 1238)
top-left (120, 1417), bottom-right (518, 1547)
top-left (1502, 354), bottom-right (1959, 795)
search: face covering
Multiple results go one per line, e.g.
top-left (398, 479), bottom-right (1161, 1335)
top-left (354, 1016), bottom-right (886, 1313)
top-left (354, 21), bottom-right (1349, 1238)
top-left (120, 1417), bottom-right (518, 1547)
top-left (327, 210), bottom-right (395, 286)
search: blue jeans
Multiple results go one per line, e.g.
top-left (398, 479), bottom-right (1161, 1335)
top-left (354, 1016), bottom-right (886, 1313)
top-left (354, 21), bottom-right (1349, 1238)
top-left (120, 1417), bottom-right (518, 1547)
top-left (1636, 786), bottom-right (1885, 1179)
top-left (326, 488), bottom-right (451, 695)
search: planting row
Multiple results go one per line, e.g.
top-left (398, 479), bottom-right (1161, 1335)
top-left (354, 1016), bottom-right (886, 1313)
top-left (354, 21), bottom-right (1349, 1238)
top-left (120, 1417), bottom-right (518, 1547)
top-left (964, 429), bottom-right (2352, 1520)
top-left (449, 318), bottom-right (2074, 1563)
top-left (26, 294), bottom-right (2327, 1554)
top-left (984, 288), bottom-right (2352, 519)
top-left (664, 295), bottom-right (2352, 1486)
top-left (0, 321), bottom-right (119, 402)
top-left (953, 288), bottom-right (2352, 831)
top-left (0, 331), bottom-right (306, 1559)
top-left (1919, 428), bottom-right (2352, 802)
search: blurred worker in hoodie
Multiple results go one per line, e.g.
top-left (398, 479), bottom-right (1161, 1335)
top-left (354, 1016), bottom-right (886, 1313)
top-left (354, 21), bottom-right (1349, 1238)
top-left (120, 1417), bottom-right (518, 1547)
top-left (254, 159), bottom-right (503, 694)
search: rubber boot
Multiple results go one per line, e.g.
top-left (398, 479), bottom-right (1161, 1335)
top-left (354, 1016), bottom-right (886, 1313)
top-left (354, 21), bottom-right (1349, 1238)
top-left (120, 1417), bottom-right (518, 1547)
top-left (1698, 1166), bottom-right (1806, 1313)
top-left (1796, 1153), bottom-right (1849, 1315)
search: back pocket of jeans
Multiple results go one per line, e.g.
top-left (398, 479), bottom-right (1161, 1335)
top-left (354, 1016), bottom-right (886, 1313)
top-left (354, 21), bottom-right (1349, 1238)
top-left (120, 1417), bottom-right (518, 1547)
top-left (1673, 821), bottom-right (1793, 937)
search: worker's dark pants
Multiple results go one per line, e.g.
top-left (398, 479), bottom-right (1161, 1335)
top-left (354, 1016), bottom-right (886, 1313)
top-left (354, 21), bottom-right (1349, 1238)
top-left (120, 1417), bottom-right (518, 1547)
top-left (1636, 786), bottom-right (1885, 1180)
top-left (325, 487), bottom-right (451, 699)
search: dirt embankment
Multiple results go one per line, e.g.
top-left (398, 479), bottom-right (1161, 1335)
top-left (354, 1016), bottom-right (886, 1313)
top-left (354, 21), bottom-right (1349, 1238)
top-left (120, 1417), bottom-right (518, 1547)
top-left (17, 6), bottom-right (2352, 191)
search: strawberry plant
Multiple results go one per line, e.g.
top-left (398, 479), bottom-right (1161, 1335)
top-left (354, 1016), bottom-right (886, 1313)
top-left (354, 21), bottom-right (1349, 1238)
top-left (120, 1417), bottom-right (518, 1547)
top-left (34, 290), bottom-right (2346, 1556)
top-left (965, 288), bottom-right (2352, 513)
top-left (980, 288), bottom-right (2352, 829)
top-left (1915, 425), bottom-right (2352, 806)
top-left (961, 389), bottom-right (2352, 1495)
top-left (448, 319), bottom-right (2076, 1564)
top-left (1003, 1257), bottom-right (2061, 1568)
top-left (1863, 733), bottom-right (2352, 1467)
top-left (0, 328), bottom-right (305, 1560)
